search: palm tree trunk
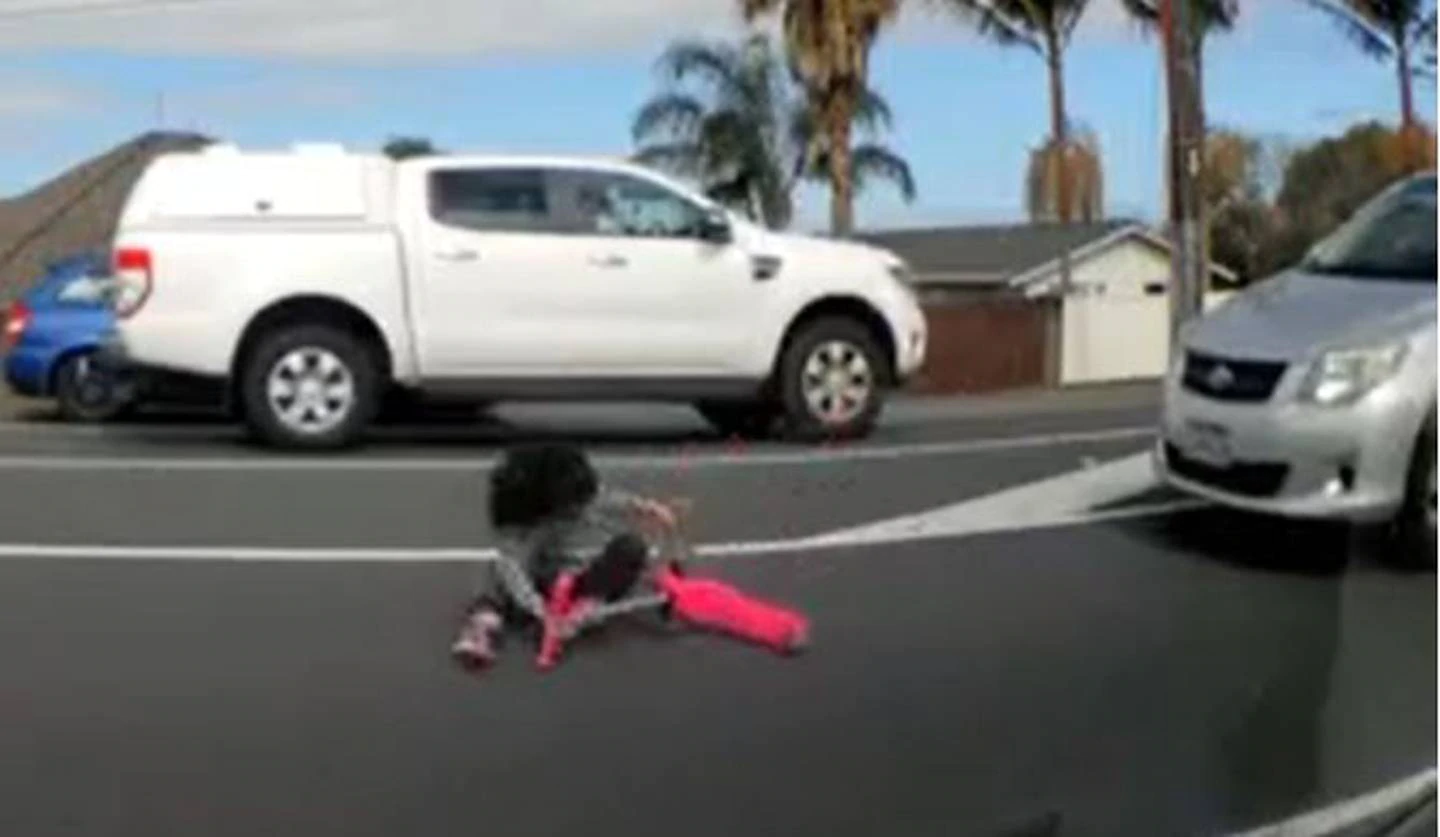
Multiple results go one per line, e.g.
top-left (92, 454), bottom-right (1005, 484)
top-left (1397, 33), bottom-right (1416, 130)
top-left (1195, 28), bottom-right (1212, 284)
top-left (827, 89), bottom-right (856, 236)
top-left (1395, 30), bottom-right (1423, 172)
top-left (1044, 28), bottom-right (1076, 301)
top-left (1045, 31), bottom-right (1072, 225)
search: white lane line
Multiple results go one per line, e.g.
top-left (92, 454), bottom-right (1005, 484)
top-left (0, 427), bottom-right (1152, 472)
top-left (0, 537), bottom-right (816, 563)
top-left (0, 452), bottom-right (1207, 565)
top-left (804, 452), bottom-right (1170, 547)
top-left (0, 421), bottom-right (223, 437)
top-left (0, 504), bottom-right (1199, 565)
top-left (1228, 767), bottom-right (1436, 837)
top-left (0, 544), bottom-right (505, 562)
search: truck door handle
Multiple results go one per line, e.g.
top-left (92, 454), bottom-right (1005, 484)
top-left (588, 254), bottom-right (628, 269)
top-left (435, 248), bottom-right (479, 263)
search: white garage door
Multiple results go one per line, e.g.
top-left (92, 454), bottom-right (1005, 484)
top-left (1060, 291), bottom-right (1171, 385)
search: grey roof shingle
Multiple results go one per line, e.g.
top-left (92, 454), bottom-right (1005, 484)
top-left (0, 131), bottom-right (212, 304)
top-left (856, 219), bottom-right (1139, 285)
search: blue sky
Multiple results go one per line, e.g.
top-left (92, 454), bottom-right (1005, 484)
top-left (0, 0), bottom-right (1432, 231)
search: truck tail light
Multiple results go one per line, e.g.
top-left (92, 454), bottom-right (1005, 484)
top-left (112, 247), bottom-right (153, 319)
top-left (2, 300), bottom-right (31, 349)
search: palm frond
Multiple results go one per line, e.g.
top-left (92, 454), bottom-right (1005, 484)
top-left (1057, 0), bottom-right (1093, 40)
top-left (740, 0), bottom-right (783, 21)
top-left (631, 94), bottom-right (706, 144)
top-left (632, 142), bottom-right (706, 178)
top-left (851, 144), bottom-right (917, 202)
top-left (853, 85), bottom-right (895, 135)
top-left (1411, 8), bottom-right (1437, 66)
top-left (934, 0), bottom-right (1045, 53)
top-left (1303, 0), bottom-right (1397, 59)
top-left (703, 174), bottom-right (757, 214)
top-left (1119, 0), bottom-right (1158, 23)
top-left (654, 40), bottom-right (747, 91)
top-left (1415, 8), bottom-right (1438, 41)
top-left (1121, 0), bottom-right (1238, 34)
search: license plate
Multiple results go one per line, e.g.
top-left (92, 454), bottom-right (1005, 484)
top-left (1175, 421), bottom-right (1233, 468)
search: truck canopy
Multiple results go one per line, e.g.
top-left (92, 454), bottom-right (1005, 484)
top-left (119, 144), bottom-right (394, 227)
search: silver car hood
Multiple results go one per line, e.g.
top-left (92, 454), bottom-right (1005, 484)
top-left (1189, 270), bottom-right (1436, 361)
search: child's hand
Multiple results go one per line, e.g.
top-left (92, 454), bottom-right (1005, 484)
top-left (634, 497), bottom-right (687, 532)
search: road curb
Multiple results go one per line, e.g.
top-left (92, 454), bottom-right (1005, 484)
top-left (890, 381), bottom-right (1158, 421)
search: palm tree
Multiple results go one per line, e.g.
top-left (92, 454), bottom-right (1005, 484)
top-left (1120, 0), bottom-right (1239, 102)
top-left (936, 0), bottom-right (1093, 224)
top-left (741, 0), bottom-right (903, 235)
top-left (1026, 127), bottom-right (1102, 222)
top-left (632, 35), bottom-right (796, 228)
top-left (633, 34), bottom-right (915, 230)
top-left (1122, 0), bottom-right (1240, 271)
top-left (1302, 0), bottom-right (1436, 130)
top-left (382, 136), bottom-right (441, 160)
top-left (1121, 0), bottom-right (1239, 38)
top-left (789, 84), bottom-right (917, 205)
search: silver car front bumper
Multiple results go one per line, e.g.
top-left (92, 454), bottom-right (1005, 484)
top-left (1155, 376), bottom-right (1424, 524)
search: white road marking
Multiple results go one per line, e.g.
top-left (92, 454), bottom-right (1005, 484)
top-left (1228, 767), bottom-right (1436, 837)
top-left (0, 452), bottom-right (1205, 563)
top-left (803, 452), bottom-right (1175, 547)
top-left (0, 421), bottom-right (222, 437)
top-left (0, 501), bottom-right (1199, 565)
top-left (0, 426), bottom-right (1152, 472)
top-left (0, 537), bottom-right (817, 563)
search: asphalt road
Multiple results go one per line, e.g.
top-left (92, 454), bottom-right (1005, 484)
top-left (0, 393), bottom-right (1432, 837)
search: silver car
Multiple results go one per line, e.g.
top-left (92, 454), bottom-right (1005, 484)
top-left (1156, 173), bottom-right (1437, 565)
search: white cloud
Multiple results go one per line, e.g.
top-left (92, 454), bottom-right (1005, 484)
top-left (0, 79), bottom-right (94, 118)
top-left (0, 0), bottom-right (1267, 58)
top-left (0, 0), bottom-right (749, 58)
top-left (168, 77), bottom-right (364, 116)
top-left (879, 0), bottom-right (1171, 50)
top-left (142, 76), bottom-right (370, 135)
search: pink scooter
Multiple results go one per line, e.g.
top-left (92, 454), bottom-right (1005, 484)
top-left (536, 534), bottom-right (810, 671)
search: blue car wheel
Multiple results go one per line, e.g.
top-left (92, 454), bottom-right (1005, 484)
top-left (53, 350), bottom-right (133, 422)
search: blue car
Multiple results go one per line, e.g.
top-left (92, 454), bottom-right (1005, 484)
top-left (3, 252), bottom-right (136, 421)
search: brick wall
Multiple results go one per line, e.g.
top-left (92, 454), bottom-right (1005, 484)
top-left (908, 297), bottom-right (1056, 394)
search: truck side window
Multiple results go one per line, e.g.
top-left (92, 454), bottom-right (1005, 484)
top-left (568, 172), bottom-right (707, 240)
top-left (430, 169), bottom-right (553, 233)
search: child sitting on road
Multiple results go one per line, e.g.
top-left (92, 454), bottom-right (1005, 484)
top-left (452, 442), bottom-right (679, 667)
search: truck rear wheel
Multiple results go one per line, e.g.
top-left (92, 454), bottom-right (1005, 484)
top-left (775, 317), bottom-right (886, 442)
top-left (240, 324), bottom-right (379, 450)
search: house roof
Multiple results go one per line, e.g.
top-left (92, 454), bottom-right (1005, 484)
top-left (857, 220), bottom-right (1136, 286)
top-left (0, 131), bottom-right (212, 305)
top-left (857, 219), bottom-right (1236, 289)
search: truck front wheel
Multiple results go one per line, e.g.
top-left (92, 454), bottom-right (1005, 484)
top-left (775, 317), bottom-right (887, 442)
top-left (239, 324), bottom-right (379, 450)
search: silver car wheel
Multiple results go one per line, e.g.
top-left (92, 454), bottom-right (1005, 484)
top-left (1425, 451), bottom-right (1436, 536)
top-left (266, 347), bottom-right (356, 436)
top-left (801, 339), bottom-right (874, 426)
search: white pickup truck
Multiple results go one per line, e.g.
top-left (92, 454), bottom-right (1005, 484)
top-left (107, 143), bottom-right (927, 449)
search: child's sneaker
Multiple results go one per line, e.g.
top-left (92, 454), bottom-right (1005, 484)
top-left (451, 610), bottom-right (502, 669)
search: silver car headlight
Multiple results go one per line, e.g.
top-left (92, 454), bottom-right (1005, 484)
top-left (1298, 341), bottom-right (1408, 406)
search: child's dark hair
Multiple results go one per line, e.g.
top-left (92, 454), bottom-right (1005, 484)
top-left (487, 443), bottom-right (599, 529)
